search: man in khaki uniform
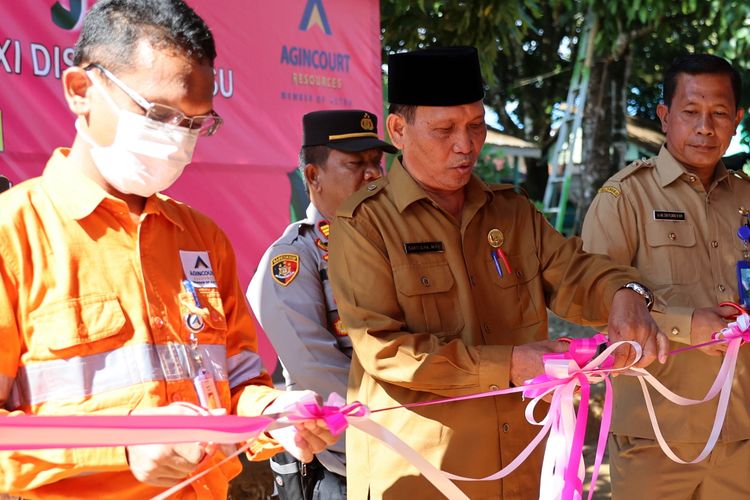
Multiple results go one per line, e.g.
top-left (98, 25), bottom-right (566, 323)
top-left (582, 53), bottom-right (750, 498)
top-left (329, 46), bottom-right (668, 500)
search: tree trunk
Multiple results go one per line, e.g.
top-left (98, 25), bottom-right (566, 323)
top-left (523, 155), bottom-right (549, 201)
top-left (574, 51), bottom-right (632, 234)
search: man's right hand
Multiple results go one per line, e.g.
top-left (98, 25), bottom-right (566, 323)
top-left (126, 404), bottom-right (213, 487)
top-left (690, 305), bottom-right (737, 356)
top-left (509, 340), bottom-right (569, 388)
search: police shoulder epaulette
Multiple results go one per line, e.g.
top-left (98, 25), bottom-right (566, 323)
top-left (273, 220), bottom-right (305, 246)
top-left (337, 177), bottom-right (389, 218)
top-left (610, 157), bottom-right (655, 182)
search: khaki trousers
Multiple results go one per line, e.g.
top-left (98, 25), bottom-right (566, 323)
top-left (609, 434), bottom-right (750, 499)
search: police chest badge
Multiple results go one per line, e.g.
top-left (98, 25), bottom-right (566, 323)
top-left (271, 254), bottom-right (300, 286)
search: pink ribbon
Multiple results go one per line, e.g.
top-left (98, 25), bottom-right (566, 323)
top-left (291, 393), bottom-right (368, 436)
top-left (522, 334), bottom-right (631, 500)
top-left (628, 313), bottom-right (750, 465)
top-left (0, 411), bottom-right (273, 450)
top-left (3, 321), bottom-right (748, 500)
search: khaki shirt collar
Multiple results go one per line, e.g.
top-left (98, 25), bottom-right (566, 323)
top-left (657, 145), bottom-right (730, 190)
top-left (42, 147), bottom-right (184, 229)
top-left (389, 157), bottom-right (493, 214)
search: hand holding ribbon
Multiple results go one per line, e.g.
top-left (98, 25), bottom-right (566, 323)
top-left (263, 390), bottom-right (341, 463)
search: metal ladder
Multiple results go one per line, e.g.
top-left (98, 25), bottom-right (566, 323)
top-left (542, 13), bottom-right (598, 233)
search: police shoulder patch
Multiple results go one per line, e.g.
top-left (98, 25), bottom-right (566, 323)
top-left (598, 185), bottom-right (621, 198)
top-left (271, 253), bottom-right (300, 286)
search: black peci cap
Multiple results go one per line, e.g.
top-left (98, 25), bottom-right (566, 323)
top-left (388, 46), bottom-right (485, 106)
top-left (302, 110), bottom-right (397, 154)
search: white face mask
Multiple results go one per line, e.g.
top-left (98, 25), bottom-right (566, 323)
top-left (76, 77), bottom-right (199, 198)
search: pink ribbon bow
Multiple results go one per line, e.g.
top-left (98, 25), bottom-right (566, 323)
top-left (291, 393), bottom-right (368, 436)
top-left (522, 334), bottom-right (633, 500)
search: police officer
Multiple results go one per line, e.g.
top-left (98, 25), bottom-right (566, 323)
top-left (583, 53), bottom-right (750, 499)
top-left (248, 110), bottom-right (396, 499)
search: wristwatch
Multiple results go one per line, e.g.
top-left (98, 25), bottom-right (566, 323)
top-left (621, 282), bottom-right (654, 311)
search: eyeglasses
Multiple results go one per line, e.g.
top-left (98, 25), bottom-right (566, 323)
top-left (84, 63), bottom-right (223, 137)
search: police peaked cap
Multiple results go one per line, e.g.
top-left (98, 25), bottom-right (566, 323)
top-left (302, 110), bottom-right (397, 154)
top-left (388, 46), bottom-right (485, 106)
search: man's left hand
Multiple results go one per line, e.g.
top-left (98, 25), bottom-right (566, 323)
top-left (608, 288), bottom-right (669, 368)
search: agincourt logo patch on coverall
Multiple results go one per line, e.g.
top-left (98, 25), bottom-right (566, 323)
top-left (271, 254), bottom-right (300, 286)
top-left (179, 250), bottom-right (218, 287)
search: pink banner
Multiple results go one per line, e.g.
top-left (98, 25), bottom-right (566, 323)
top-left (0, 0), bottom-right (384, 370)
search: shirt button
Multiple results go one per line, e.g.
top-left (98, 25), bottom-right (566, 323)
top-left (689, 175), bottom-right (697, 182)
top-left (420, 276), bottom-right (431, 287)
top-left (502, 423), bottom-right (510, 433)
top-left (515, 270), bottom-right (523, 278)
top-left (153, 317), bottom-right (165, 328)
top-left (489, 384), bottom-right (500, 391)
top-left (711, 241), bottom-right (719, 248)
top-left (366, 183), bottom-right (377, 191)
top-left (719, 284), bottom-right (726, 292)
top-left (668, 232), bottom-right (677, 240)
top-left (671, 327), bottom-right (680, 336)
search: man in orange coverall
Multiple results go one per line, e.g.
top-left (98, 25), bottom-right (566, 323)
top-left (0, 1), bottom-right (335, 498)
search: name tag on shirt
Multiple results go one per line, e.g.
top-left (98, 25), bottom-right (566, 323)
top-left (653, 210), bottom-right (686, 221)
top-left (403, 241), bottom-right (444, 254)
top-left (180, 250), bottom-right (218, 287)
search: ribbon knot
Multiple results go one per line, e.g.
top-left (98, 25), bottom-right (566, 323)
top-left (523, 334), bottom-right (614, 399)
top-left (714, 313), bottom-right (750, 342)
top-left (294, 393), bottom-right (368, 436)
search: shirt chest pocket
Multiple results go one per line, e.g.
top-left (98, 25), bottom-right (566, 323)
top-left (27, 293), bottom-right (127, 361)
top-left (644, 222), bottom-right (699, 285)
top-left (393, 262), bottom-right (464, 338)
top-left (485, 251), bottom-right (543, 329)
top-left (179, 288), bottom-right (228, 344)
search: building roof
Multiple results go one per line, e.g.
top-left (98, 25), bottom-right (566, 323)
top-left (625, 117), bottom-right (664, 154)
top-left (484, 127), bottom-right (542, 158)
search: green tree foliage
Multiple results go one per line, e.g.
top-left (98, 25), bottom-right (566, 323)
top-left (381, 0), bottom-right (750, 211)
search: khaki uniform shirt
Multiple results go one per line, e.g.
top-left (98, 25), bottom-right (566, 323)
top-left (582, 146), bottom-right (750, 442)
top-left (329, 158), bottom-right (640, 500)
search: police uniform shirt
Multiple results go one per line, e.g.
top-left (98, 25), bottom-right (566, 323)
top-left (328, 158), bottom-right (641, 500)
top-left (248, 203), bottom-right (350, 476)
top-left (582, 145), bottom-right (750, 442)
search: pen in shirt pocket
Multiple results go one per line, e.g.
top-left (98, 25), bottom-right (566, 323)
top-left (182, 279), bottom-right (203, 308)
